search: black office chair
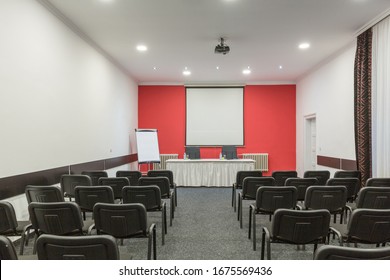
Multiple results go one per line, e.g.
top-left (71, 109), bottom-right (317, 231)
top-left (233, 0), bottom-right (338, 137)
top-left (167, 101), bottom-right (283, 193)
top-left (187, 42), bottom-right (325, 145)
top-left (74, 186), bottom-right (115, 220)
top-left (334, 170), bottom-right (361, 180)
top-left (93, 202), bottom-right (157, 260)
top-left (60, 174), bottom-right (92, 201)
top-left (354, 187), bottom-right (390, 209)
top-left (238, 177), bottom-right (276, 228)
top-left (366, 178), bottom-right (390, 187)
top-left (98, 177), bottom-right (130, 201)
top-left (122, 186), bottom-right (167, 245)
top-left (36, 234), bottom-right (120, 260)
top-left (271, 170), bottom-right (298, 186)
top-left (303, 170), bottom-right (330, 185)
top-left (221, 145), bottom-right (237, 159)
top-left (0, 201), bottom-right (32, 255)
top-left (116, 170), bottom-right (142, 186)
top-left (147, 170), bottom-right (177, 206)
top-left (261, 209), bottom-right (331, 259)
top-left (81, 170), bottom-right (108, 185)
top-left (314, 244), bottom-right (390, 260)
top-left (0, 235), bottom-right (18, 260)
top-left (249, 186), bottom-right (298, 250)
top-left (25, 185), bottom-right (64, 203)
top-left (232, 170), bottom-right (263, 211)
top-left (285, 177), bottom-right (318, 206)
top-left (185, 146), bottom-right (200, 159)
top-left (326, 178), bottom-right (360, 203)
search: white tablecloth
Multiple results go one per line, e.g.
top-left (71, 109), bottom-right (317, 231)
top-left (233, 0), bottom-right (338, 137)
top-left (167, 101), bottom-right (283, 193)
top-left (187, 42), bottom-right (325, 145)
top-left (166, 159), bottom-right (255, 187)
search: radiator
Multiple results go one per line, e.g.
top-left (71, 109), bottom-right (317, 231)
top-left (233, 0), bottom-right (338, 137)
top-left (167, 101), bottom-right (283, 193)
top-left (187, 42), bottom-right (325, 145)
top-left (153, 154), bottom-right (178, 170)
top-left (242, 153), bottom-right (269, 171)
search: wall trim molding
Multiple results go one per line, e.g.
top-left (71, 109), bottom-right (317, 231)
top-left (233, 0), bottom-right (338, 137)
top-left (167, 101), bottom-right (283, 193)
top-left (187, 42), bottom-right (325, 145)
top-left (0, 154), bottom-right (138, 200)
top-left (317, 155), bottom-right (357, 170)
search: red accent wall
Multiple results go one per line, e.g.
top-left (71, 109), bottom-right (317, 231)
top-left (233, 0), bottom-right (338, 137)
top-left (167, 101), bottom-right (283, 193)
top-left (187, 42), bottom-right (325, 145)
top-left (138, 85), bottom-right (296, 175)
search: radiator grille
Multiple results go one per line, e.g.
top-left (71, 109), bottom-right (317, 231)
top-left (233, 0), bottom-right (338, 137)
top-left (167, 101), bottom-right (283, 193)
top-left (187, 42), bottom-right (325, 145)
top-left (153, 154), bottom-right (178, 170)
top-left (242, 153), bottom-right (269, 171)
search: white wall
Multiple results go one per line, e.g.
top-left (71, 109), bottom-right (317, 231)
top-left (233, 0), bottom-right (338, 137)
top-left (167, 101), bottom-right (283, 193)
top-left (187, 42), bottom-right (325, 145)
top-left (296, 43), bottom-right (356, 177)
top-left (0, 0), bottom-right (138, 178)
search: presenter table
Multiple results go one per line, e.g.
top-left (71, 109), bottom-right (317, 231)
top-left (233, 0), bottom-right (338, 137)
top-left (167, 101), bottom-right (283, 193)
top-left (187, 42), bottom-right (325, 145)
top-left (166, 159), bottom-right (255, 187)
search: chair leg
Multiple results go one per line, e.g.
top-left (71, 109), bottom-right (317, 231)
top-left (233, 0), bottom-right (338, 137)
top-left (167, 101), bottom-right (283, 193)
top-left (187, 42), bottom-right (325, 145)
top-left (232, 186), bottom-right (235, 207)
top-left (252, 210), bottom-right (257, 251)
top-left (248, 207), bottom-right (252, 239)
top-left (239, 200), bottom-right (243, 229)
top-left (161, 212), bottom-right (165, 246)
top-left (261, 230), bottom-right (265, 258)
top-left (174, 187), bottom-right (178, 207)
top-left (170, 200), bottom-right (173, 226)
top-left (147, 235), bottom-right (152, 260)
top-left (153, 226), bottom-right (157, 260)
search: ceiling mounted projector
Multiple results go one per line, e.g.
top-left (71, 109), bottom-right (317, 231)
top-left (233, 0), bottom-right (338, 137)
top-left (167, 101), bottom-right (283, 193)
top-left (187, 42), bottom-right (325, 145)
top-left (215, 37), bottom-right (230, 55)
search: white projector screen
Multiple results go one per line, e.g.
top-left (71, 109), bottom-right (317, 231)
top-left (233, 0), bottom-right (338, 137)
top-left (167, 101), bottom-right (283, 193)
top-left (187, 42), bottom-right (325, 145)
top-left (135, 129), bottom-right (161, 163)
top-left (186, 87), bottom-right (244, 146)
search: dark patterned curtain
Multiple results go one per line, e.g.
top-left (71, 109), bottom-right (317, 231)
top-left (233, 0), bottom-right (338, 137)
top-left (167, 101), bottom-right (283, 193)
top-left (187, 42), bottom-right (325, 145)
top-left (354, 29), bottom-right (372, 188)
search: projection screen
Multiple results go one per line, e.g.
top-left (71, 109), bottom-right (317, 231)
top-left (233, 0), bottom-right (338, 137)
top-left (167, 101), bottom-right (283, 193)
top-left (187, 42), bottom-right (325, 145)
top-left (186, 87), bottom-right (244, 146)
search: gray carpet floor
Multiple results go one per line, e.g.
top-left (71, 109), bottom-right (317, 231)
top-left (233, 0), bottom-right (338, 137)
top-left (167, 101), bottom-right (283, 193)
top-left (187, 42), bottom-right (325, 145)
top-left (17, 187), bottom-right (349, 260)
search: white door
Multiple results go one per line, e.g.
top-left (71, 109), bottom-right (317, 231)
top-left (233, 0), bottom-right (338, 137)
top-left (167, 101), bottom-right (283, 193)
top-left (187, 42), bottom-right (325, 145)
top-left (305, 116), bottom-right (317, 170)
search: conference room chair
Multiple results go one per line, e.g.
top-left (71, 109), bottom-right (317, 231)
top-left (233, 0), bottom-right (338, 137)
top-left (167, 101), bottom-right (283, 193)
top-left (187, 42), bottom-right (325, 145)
top-left (237, 177), bottom-right (276, 227)
top-left (0, 235), bottom-right (18, 260)
top-left (28, 201), bottom-right (92, 254)
top-left (74, 186), bottom-right (115, 220)
top-left (314, 244), bottom-right (390, 260)
top-left (284, 177), bottom-right (318, 207)
top-left (60, 174), bottom-right (92, 201)
top-left (326, 178), bottom-right (360, 203)
top-left (260, 209), bottom-right (331, 259)
top-left (97, 177), bottom-right (130, 201)
top-left (333, 170), bottom-right (361, 181)
top-left (221, 145), bottom-right (238, 159)
top-left (81, 170), bottom-right (108, 185)
top-left (329, 208), bottom-right (390, 247)
top-left (138, 176), bottom-right (175, 225)
top-left (366, 177), bottom-right (390, 187)
top-left (185, 146), bottom-right (200, 159)
top-left (122, 186), bottom-right (167, 245)
top-left (271, 170), bottom-right (298, 186)
top-left (249, 186), bottom-right (298, 250)
top-left (232, 170), bottom-right (263, 211)
top-left (93, 202), bottom-right (157, 260)
top-left (0, 201), bottom-right (32, 255)
top-left (147, 170), bottom-right (177, 207)
top-left (36, 234), bottom-right (120, 260)
top-left (303, 170), bottom-right (330, 185)
top-left (354, 186), bottom-right (390, 209)
top-left (25, 185), bottom-right (64, 203)
top-left (304, 186), bottom-right (348, 224)
top-left (116, 170), bottom-right (142, 186)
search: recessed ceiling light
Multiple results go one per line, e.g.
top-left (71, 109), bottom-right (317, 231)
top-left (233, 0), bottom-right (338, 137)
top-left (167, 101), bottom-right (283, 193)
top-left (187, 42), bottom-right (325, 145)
top-left (216, 66), bottom-right (220, 70)
top-left (183, 67), bottom-right (191, 76)
top-left (153, 66), bottom-right (157, 70)
top-left (99, 0), bottom-right (114, 3)
top-left (242, 67), bottom-right (251, 75)
top-left (279, 65), bottom-right (283, 69)
top-left (136, 45), bottom-right (148, 52)
top-left (298, 42), bottom-right (310, 49)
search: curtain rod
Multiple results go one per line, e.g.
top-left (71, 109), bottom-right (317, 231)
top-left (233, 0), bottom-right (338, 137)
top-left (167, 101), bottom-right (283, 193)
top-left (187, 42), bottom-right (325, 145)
top-left (355, 8), bottom-right (390, 36)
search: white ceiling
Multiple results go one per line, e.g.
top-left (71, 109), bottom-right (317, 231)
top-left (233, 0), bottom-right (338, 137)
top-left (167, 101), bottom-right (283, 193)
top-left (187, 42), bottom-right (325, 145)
top-left (44, 0), bottom-right (390, 85)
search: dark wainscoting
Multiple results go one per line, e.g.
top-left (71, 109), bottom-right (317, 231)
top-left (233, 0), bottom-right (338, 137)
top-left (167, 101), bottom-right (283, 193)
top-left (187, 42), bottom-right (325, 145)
top-left (317, 155), bottom-right (357, 170)
top-left (0, 154), bottom-right (138, 200)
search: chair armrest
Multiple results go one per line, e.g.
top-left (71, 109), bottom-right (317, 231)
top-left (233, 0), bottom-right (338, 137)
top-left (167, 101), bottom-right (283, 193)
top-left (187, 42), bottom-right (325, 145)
top-left (87, 223), bottom-right (95, 235)
top-left (329, 226), bottom-right (343, 246)
top-left (149, 223), bottom-right (156, 234)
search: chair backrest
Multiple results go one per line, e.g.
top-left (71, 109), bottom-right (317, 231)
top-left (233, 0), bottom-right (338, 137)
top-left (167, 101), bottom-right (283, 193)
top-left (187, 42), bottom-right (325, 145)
top-left (74, 186), bottom-right (115, 212)
top-left (285, 178), bottom-right (318, 201)
top-left (185, 146), bottom-right (200, 159)
top-left (98, 177), bottom-right (130, 199)
top-left (147, 170), bottom-right (175, 187)
top-left (334, 170), bottom-right (361, 180)
top-left (25, 185), bottom-right (64, 203)
top-left (326, 178), bottom-right (360, 202)
top-left (314, 244), bottom-right (390, 260)
top-left (81, 171), bottom-right (108, 185)
top-left (356, 187), bottom-right (390, 209)
top-left (122, 186), bottom-right (162, 211)
top-left (304, 186), bottom-right (347, 213)
top-left (36, 234), bottom-right (119, 260)
top-left (242, 177), bottom-right (276, 199)
top-left (366, 178), bottom-right (390, 187)
top-left (93, 202), bottom-right (148, 238)
top-left (60, 174), bottom-right (92, 198)
top-left (271, 209), bottom-right (330, 244)
top-left (303, 170), bottom-right (330, 185)
top-left (221, 145), bottom-right (237, 159)
top-left (255, 186), bottom-right (297, 213)
top-left (138, 176), bottom-right (171, 198)
top-left (346, 209), bottom-right (390, 244)
top-left (28, 202), bottom-right (84, 235)
top-left (235, 170), bottom-right (263, 188)
top-left (0, 235), bottom-right (18, 260)
top-left (272, 170), bottom-right (298, 186)
top-left (0, 202), bottom-right (19, 234)
top-left (116, 170), bottom-right (142, 186)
